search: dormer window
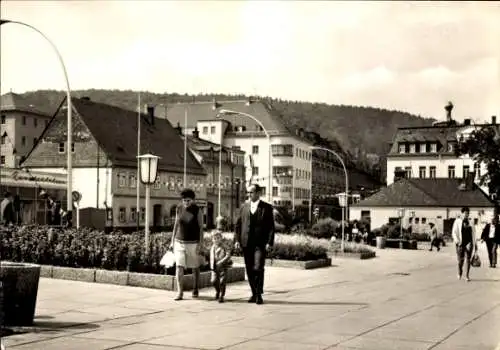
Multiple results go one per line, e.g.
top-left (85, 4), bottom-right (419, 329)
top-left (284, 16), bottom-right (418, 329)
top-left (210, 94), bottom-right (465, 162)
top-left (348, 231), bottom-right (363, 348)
top-left (398, 144), bottom-right (406, 153)
top-left (430, 143), bottom-right (437, 153)
top-left (409, 144), bottom-right (416, 153)
top-left (447, 143), bottom-right (454, 153)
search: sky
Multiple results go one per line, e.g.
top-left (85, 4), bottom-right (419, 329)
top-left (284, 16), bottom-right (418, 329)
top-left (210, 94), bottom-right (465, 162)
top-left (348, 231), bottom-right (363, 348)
top-left (1, 1), bottom-right (499, 122)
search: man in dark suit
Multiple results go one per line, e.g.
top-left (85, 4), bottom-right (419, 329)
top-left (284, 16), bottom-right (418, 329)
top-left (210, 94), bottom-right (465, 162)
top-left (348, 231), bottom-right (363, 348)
top-left (1, 192), bottom-right (15, 226)
top-left (481, 215), bottom-right (500, 268)
top-left (234, 184), bottom-right (275, 305)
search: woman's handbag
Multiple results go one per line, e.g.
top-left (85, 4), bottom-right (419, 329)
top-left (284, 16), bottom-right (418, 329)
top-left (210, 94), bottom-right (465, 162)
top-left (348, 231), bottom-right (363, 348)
top-left (160, 248), bottom-right (176, 268)
top-left (471, 253), bottom-right (481, 268)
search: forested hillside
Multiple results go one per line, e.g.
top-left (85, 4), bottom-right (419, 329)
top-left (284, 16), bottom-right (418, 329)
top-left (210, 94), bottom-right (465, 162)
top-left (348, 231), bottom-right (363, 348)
top-left (19, 89), bottom-right (435, 178)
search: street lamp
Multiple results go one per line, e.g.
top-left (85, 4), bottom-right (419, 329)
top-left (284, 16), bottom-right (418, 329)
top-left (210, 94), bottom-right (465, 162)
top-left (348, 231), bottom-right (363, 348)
top-left (137, 154), bottom-right (160, 256)
top-left (309, 146), bottom-right (349, 253)
top-left (1, 19), bottom-right (74, 226)
top-left (216, 145), bottom-right (223, 227)
top-left (397, 207), bottom-right (406, 249)
top-left (216, 109), bottom-right (272, 203)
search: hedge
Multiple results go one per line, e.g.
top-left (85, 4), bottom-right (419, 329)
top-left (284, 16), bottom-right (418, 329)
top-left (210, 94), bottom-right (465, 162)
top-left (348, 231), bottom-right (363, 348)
top-left (0, 226), bottom-right (328, 275)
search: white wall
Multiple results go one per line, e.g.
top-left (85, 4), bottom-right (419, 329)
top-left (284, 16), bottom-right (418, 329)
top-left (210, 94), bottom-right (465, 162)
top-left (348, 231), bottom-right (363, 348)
top-left (350, 206), bottom-right (494, 234)
top-left (196, 120), bottom-right (226, 145)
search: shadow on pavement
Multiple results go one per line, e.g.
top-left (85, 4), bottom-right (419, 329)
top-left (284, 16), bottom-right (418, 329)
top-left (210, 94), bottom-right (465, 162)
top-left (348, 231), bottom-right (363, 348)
top-left (34, 315), bottom-right (54, 320)
top-left (32, 321), bottom-right (101, 331)
top-left (471, 279), bottom-right (500, 282)
top-left (225, 299), bottom-right (368, 306)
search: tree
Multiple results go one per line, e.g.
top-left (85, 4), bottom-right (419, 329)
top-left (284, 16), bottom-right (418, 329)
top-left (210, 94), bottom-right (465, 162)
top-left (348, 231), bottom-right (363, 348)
top-left (456, 125), bottom-right (500, 206)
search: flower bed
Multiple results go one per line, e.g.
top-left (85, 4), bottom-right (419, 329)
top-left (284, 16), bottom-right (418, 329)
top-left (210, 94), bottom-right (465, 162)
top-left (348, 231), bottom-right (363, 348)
top-left (0, 227), bottom-right (328, 275)
top-left (329, 241), bottom-right (376, 259)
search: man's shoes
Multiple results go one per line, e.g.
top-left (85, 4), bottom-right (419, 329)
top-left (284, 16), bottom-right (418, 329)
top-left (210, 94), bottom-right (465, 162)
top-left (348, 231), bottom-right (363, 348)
top-left (219, 296), bottom-right (225, 303)
top-left (192, 290), bottom-right (199, 298)
top-left (215, 292), bottom-right (220, 300)
top-left (256, 295), bottom-right (264, 305)
top-left (457, 274), bottom-right (462, 280)
top-left (174, 294), bottom-right (183, 301)
top-left (248, 295), bottom-right (256, 303)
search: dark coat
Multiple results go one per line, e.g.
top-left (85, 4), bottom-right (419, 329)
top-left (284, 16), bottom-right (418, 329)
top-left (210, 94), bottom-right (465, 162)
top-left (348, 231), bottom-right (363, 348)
top-left (481, 223), bottom-right (500, 244)
top-left (234, 201), bottom-right (275, 248)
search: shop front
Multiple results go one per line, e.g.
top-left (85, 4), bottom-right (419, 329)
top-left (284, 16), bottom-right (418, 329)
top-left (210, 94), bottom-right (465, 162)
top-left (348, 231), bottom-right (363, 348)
top-left (0, 168), bottom-right (67, 225)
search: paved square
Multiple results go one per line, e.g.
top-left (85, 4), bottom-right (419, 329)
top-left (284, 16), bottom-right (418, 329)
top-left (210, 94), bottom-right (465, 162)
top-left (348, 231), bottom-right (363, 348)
top-left (2, 243), bottom-right (499, 349)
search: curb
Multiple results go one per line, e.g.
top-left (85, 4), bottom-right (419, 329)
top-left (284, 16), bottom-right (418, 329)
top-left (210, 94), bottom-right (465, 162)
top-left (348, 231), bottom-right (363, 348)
top-left (231, 256), bottom-right (332, 269)
top-left (38, 265), bottom-right (246, 291)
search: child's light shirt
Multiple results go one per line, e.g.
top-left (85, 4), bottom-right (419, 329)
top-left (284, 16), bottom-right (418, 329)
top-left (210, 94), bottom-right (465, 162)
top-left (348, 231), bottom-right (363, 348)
top-left (210, 244), bottom-right (230, 270)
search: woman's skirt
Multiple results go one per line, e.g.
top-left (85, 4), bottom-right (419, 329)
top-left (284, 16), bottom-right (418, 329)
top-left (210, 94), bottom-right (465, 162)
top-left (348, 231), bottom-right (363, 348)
top-left (174, 240), bottom-right (200, 268)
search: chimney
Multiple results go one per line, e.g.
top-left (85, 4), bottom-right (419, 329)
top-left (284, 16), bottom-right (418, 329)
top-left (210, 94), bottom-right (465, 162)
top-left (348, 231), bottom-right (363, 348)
top-left (465, 172), bottom-right (475, 190)
top-left (492, 116), bottom-right (497, 125)
top-left (463, 118), bottom-right (471, 126)
top-left (146, 105), bottom-right (155, 125)
top-left (212, 98), bottom-right (220, 111)
top-left (192, 127), bottom-right (199, 139)
top-left (175, 122), bottom-right (182, 135)
top-left (445, 101), bottom-right (453, 122)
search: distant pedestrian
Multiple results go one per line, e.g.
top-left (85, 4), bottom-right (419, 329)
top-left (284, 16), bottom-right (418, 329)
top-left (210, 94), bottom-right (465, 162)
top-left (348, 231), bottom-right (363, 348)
top-left (481, 215), bottom-right (500, 268)
top-left (0, 192), bottom-right (15, 226)
top-left (429, 222), bottom-right (441, 252)
top-left (452, 207), bottom-right (477, 281)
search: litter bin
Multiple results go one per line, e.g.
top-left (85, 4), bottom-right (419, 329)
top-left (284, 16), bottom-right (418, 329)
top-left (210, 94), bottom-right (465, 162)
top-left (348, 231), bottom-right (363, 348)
top-left (376, 236), bottom-right (386, 249)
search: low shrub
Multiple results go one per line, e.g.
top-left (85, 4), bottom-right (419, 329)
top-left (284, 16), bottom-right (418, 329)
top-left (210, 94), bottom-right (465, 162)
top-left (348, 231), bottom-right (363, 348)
top-left (310, 218), bottom-right (339, 239)
top-left (222, 232), bottom-right (329, 261)
top-left (330, 241), bottom-right (375, 254)
top-left (0, 226), bottom-right (329, 274)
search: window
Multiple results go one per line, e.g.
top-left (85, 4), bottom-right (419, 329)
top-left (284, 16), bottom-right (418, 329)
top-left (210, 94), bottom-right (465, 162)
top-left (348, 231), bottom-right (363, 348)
top-left (34, 118), bottom-right (38, 127)
top-left (0, 134), bottom-right (6, 144)
top-left (409, 144), bottom-right (415, 153)
top-left (448, 165), bottom-right (455, 178)
top-left (398, 143), bottom-right (406, 153)
top-left (419, 166), bottom-right (426, 178)
top-left (463, 165), bottom-right (470, 178)
top-left (252, 167), bottom-right (259, 176)
top-left (22, 116), bottom-right (27, 125)
top-left (0, 115), bottom-right (5, 124)
top-left (273, 166), bottom-right (293, 177)
top-left (58, 142), bottom-right (65, 153)
top-left (210, 126), bottom-right (216, 134)
top-left (421, 218), bottom-right (427, 224)
top-left (0, 156), bottom-right (5, 166)
top-left (272, 186), bottom-right (278, 197)
top-left (430, 143), bottom-right (437, 153)
top-left (414, 218), bottom-right (420, 224)
top-left (202, 126), bottom-right (208, 134)
top-left (118, 173), bottom-right (127, 187)
top-left (153, 175), bottom-right (161, 189)
top-left (129, 174), bottom-right (137, 188)
top-left (118, 207), bottom-right (126, 223)
top-left (429, 166), bottom-right (436, 178)
top-left (474, 163), bottom-right (481, 178)
top-left (33, 137), bottom-right (37, 145)
top-left (447, 143), bottom-right (454, 153)
top-left (21, 136), bottom-right (26, 146)
top-left (71, 143), bottom-right (75, 153)
top-left (140, 207), bottom-right (146, 222)
top-left (130, 207), bottom-right (137, 222)
top-left (272, 144), bottom-right (293, 156)
top-left (404, 166), bottom-right (412, 178)
top-left (252, 145), bottom-right (259, 154)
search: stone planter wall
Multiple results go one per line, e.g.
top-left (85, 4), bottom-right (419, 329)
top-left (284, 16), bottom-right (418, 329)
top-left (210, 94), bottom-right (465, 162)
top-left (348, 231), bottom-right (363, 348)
top-left (331, 251), bottom-right (376, 260)
top-left (38, 265), bottom-right (245, 291)
top-left (0, 261), bottom-right (41, 327)
top-left (231, 256), bottom-right (332, 270)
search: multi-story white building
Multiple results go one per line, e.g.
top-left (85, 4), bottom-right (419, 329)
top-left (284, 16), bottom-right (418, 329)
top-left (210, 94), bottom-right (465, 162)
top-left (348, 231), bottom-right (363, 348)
top-left (23, 97), bottom-right (207, 231)
top-left (387, 109), bottom-right (497, 195)
top-left (1, 92), bottom-right (53, 168)
top-left (160, 98), bottom-right (313, 214)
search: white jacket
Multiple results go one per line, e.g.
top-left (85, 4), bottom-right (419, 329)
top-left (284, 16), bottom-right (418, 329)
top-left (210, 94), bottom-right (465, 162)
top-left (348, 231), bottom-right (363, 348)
top-left (452, 217), bottom-right (477, 245)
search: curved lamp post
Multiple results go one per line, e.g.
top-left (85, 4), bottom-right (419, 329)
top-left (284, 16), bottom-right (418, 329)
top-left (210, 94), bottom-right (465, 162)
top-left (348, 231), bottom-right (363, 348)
top-left (217, 109), bottom-right (272, 204)
top-left (309, 146), bottom-right (349, 253)
top-left (137, 154), bottom-right (160, 256)
top-left (1, 19), bottom-right (73, 226)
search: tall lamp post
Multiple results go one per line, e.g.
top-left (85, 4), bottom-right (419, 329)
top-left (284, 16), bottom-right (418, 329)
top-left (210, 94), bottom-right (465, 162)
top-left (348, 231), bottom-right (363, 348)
top-left (137, 154), bottom-right (160, 256)
top-left (397, 208), bottom-right (406, 249)
top-left (1, 19), bottom-right (73, 226)
top-left (216, 144), bottom-right (223, 227)
top-left (217, 109), bottom-right (272, 204)
top-left (309, 146), bottom-right (349, 253)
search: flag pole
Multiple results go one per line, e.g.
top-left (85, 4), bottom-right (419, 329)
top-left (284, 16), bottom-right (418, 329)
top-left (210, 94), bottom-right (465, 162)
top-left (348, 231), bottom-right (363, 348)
top-left (183, 107), bottom-right (187, 187)
top-left (136, 92), bottom-right (141, 231)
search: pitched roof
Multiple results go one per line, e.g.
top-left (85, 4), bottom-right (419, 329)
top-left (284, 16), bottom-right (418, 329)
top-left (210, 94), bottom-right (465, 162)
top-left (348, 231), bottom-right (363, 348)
top-left (0, 92), bottom-right (51, 116)
top-left (23, 97), bottom-right (205, 175)
top-left (183, 134), bottom-right (244, 153)
top-left (160, 100), bottom-right (289, 134)
top-left (353, 178), bottom-right (494, 207)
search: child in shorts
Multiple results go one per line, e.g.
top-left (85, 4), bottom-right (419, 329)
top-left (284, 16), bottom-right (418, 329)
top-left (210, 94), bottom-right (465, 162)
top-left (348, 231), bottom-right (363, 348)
top-left (210, 230), bottom-right (232, 303)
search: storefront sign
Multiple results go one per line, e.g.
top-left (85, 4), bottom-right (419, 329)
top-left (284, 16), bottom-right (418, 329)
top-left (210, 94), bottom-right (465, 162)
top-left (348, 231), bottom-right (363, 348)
top-left (0, 168), bottom-right (66, 186)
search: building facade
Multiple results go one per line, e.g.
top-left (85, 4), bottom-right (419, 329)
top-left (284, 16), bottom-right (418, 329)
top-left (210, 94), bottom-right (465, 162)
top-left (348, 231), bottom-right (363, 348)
top-left (1, 92), bottom-right (53, 168)
top-left (161, 99), bottom-right (313, 215)
top-left (387, 110), bottom-right (497, 193)
top-left (23, 97), bottom-right (207, 231)
top-left (179, 127), bottom-right (246, 228)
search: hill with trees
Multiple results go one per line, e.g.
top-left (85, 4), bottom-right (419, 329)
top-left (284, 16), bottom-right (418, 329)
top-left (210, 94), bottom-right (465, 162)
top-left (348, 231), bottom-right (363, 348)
top-left (18, 89), bottom-right (436, 180)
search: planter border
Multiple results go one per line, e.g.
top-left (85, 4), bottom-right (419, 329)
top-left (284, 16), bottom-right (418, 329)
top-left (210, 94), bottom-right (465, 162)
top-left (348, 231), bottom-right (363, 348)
top-left (231, 256), bottom-right (332, 269)
top-left (330, 251), bottom-right (376, 260)
top-left (36, 265), bottom-right (245, 291)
